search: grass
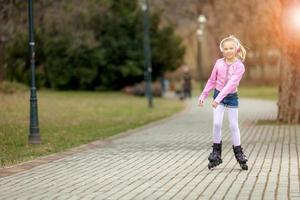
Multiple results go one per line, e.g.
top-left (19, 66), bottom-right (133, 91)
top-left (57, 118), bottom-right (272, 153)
top-left (238, 85), bottom-right (278, 100)
top-left (0, 91), bottom-right (184, 166)
top-left (256, 119), bottom-right (283, 125)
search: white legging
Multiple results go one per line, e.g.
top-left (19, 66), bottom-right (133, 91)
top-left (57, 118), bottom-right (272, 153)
top-left (213, 105), bottom-right (241, 146)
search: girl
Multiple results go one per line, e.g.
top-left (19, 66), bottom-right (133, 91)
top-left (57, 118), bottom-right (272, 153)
top-left (198, 35), bottom-right (248, 170)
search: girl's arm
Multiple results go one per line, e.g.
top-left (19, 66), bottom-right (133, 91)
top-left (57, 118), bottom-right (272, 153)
top-left (198, 60), bottom-right (219, 102)
top-left (214, 63), bottom-right (245, 104)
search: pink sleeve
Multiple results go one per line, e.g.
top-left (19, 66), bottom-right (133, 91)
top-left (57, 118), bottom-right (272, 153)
top-left (198, 60), bottom-right (218, 101)
top-left (214, 63), bottom-right (245, 103)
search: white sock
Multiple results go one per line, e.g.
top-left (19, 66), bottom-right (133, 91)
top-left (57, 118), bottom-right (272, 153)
top-left (213, 105), bottom-right (225, 143)
top-left (227, 108), bottom-right (241, 146)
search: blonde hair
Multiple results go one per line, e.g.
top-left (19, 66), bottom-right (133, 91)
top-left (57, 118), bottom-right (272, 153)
top-left (219, 35), bottom-right (246, 62)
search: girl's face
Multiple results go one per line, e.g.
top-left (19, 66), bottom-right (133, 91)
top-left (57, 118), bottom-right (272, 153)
top-left (222, 40), bottom-right (238, 61)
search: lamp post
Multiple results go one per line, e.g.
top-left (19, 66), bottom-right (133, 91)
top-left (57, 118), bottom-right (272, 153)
top-left (197, 15), bottom-right (206, 90)
top-left (140, 0), bottom-right (153, 108)
top-left (28, 0), bottom-right (41, 144)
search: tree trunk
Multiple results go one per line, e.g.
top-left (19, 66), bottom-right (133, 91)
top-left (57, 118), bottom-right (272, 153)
top-left (277, 0), bottom-right (300, 124)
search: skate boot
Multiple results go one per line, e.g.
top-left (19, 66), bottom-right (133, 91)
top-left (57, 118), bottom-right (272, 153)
top-left (233, 145), bottom-right (248, 170)
top-left (208, 142), bottom-right (222, 170)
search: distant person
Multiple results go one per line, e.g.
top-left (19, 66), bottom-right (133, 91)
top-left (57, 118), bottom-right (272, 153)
top-left (159, 76), bottom-right (167, 95)
top-left (182, 66), bottom-right (192, 99)
top-left (197, 35), bottom-right (248, 170)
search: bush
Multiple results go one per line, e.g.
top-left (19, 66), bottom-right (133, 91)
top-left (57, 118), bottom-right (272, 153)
top-left (0, 81), bottom-right (28, 94)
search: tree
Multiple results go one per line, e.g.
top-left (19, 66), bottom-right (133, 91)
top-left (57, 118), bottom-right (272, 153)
top-left (277, 0), bottom-right (300, 123)
top-left (1, 1), bottom-right (28, 83)
top-left (88, 0), bottom-right (185, 90)
top-left (151, 16), bottom-right (185, 77)
top-left (4, 0), bottom-right (185, 90)
top-left (0, 1), bottom-right (27, 82)
top-left (4, 0), bottom-right (102, 89)
top-left (0, 1), bottom-right (10, 82)
top-left (40, 0), bottom-right (103, 89)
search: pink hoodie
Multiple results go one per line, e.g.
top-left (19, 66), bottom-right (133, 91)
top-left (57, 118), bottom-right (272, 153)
top-left (198, 58), bottom-right (245, 103)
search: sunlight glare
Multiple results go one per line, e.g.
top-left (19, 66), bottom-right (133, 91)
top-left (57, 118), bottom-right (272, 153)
top-left (285, 5), bottom-right (300, 33)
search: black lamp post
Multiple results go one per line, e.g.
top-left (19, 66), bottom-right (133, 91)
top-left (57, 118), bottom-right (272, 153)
top-left (28, 0), bottom-right (41, 144)
top-left (140, 0), bottom-right (153, 108)
top-left (197, 14), bottom-right (206, 90)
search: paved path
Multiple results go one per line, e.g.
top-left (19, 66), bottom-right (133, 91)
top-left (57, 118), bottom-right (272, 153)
top-left (0, 98), bottom-right (300, 200)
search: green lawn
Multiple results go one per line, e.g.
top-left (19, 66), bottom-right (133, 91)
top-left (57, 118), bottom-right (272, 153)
top-left (238, 85), bottom-right (278, 100)
top-left (0, 91), bottom-right (184, 166)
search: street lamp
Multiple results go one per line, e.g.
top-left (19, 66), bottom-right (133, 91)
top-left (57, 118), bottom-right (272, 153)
top-left (28, 0), bottom-right (41, 144)
top-left (139, 0), bottom-right (153, 108)
top-left (196, 14), bottom-right (206, 90)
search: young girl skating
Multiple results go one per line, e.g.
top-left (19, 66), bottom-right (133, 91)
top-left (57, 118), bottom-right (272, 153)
top-left (198, 35), bottom-right (248, 170)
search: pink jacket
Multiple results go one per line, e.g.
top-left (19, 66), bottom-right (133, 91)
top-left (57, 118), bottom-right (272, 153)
top-left (198, 58), bottom-right (245, 103)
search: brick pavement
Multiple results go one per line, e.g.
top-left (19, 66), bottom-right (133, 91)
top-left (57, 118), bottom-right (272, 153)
top-left (0, 98), bottom-right (299, 200)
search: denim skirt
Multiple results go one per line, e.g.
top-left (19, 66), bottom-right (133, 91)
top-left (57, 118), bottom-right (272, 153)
top-left (213, 89), bottom-right (239, 108)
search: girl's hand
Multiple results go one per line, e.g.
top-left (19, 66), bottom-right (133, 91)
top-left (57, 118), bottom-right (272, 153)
top-left (198, 99), bottom-right (204, 107)
top-left (212, 101), bottom-right (219, 108)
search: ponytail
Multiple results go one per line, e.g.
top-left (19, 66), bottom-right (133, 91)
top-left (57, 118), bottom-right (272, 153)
top-left (237, 42), bottom-right (246, 62)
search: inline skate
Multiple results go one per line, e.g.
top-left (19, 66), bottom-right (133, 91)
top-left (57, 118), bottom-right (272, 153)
top-left (233, 145), bottom-right (248, 170)
top-left (208, 142), bottom-right (222, 170)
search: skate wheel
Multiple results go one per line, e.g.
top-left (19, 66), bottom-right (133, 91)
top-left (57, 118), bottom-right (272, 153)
top-left (241, 164), bottom-right (248, 170)
top-left (208, 163), bottom-right (215, 170)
